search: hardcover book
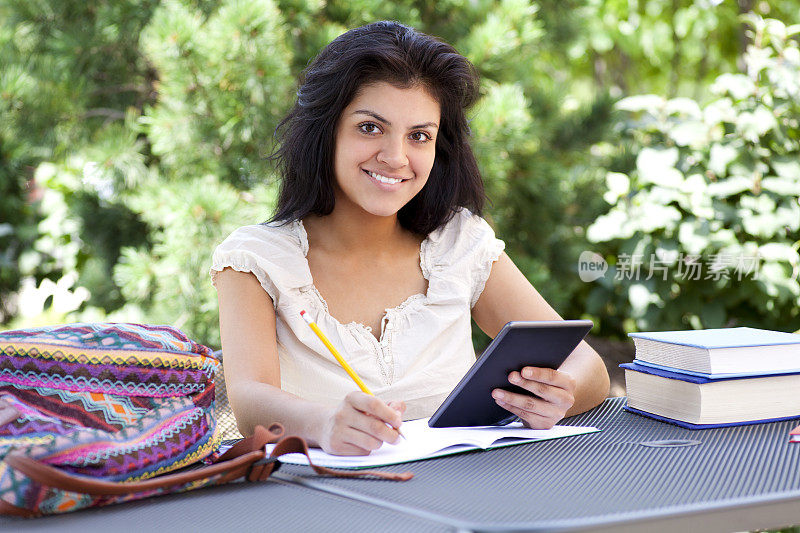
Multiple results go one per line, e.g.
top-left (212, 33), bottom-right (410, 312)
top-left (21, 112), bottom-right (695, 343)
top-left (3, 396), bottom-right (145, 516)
top-left (627, 327), bottom-right (800, 374)
top-left (622, 362), bottom-right (800, 428)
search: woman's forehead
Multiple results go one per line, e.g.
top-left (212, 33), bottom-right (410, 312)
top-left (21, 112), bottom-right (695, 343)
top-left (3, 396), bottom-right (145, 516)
top-left (345, 82), bottom-right (440, 124)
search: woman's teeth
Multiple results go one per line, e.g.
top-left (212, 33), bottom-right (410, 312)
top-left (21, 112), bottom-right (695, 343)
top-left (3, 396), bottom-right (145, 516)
top-left (368, 171), bottom-right (404, 184)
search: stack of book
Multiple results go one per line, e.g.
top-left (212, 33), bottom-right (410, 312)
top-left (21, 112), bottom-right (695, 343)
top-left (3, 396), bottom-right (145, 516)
top-left (621, 327), bottom-right (800, 428)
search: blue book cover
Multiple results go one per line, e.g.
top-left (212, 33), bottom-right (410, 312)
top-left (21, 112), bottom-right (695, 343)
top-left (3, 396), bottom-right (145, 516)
top-left (620, 361), bottom-right (800, 381)
top-left (628, 327), bottom-right (800, 349)
top-left (622, 404), bottom-right (800, 429)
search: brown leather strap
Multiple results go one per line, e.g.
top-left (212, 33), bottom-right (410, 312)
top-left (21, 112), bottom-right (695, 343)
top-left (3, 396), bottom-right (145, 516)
top-left (0, 499), bottom-right (36, 518)
top-left (269, 436), bottom-right (414, 481)
top-left (3, 424), bottom-right (287, 495)
top-left (1, 423), bottom-right (411, 508)
top-left (5, 449), bottom-right (269, 495)
top-left (217, 423), bottom-right (284, 462)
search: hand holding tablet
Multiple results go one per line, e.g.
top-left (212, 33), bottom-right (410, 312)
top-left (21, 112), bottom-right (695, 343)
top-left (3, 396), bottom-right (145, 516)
top-left (429, 320), bottom-right (593, 428)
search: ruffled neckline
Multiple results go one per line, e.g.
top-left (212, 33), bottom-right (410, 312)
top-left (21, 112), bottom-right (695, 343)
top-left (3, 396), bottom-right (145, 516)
top-left (293, 219), bottom-right (433, 343)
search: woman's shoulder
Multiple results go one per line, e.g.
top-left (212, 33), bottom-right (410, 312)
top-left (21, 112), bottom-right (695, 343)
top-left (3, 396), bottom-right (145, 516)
top-left (210, 220), bottom-right (311, 299)
top-left (215, 221), bottom-right (308, 257)
top-left (422, 207), bottom-right (504, 268)
top-left (427, 208), bottom-right (498, 246)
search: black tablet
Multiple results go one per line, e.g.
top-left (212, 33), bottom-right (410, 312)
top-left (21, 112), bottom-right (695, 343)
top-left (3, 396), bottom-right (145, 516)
top-left (428, 320), bottom-right (593, 428)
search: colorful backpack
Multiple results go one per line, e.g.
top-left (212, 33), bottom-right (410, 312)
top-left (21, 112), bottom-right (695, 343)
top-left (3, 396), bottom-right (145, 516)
top-left (0, 323), bottom-right (410, 517)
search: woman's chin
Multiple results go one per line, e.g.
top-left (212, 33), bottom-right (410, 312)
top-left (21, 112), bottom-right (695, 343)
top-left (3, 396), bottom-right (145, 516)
top-left (363, 206), bottom-right (403, 218)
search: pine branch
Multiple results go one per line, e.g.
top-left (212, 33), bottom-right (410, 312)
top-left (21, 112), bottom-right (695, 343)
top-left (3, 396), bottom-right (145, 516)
top-left (82, 108), bottom-right (125, 120)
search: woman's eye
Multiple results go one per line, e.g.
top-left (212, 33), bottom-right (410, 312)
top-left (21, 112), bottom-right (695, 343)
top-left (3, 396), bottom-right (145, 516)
top-left (410, 131), bottom-right (432, 143)
top-left (359, 123), bottom-right (379, 134)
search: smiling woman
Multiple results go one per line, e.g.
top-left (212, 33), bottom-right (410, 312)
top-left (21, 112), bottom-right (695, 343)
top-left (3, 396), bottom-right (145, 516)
top-left (332, 83), bottom-right (439, 218)
top-left (210, 21), bottom-right (609, 457)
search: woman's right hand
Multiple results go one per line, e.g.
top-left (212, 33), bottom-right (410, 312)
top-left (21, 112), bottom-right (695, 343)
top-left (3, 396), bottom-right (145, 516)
top-left (317, 392), bottom-right (406, 455)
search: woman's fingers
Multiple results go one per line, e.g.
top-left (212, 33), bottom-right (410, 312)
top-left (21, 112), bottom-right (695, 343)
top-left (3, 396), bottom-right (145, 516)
top-left (493, 397), bottom-right (557, 429)
top-left (387, 400), bottom-right (407, 415)
top-left (492, 366), bottom-right (577, 429)
top-left (492, 389), bottom-right (562, 421)
top-left (346, 392), bottom-right (403, 441)
top-left (347, 392), bottom-right (403, 434)
top-left (321, 392), bottom-right (405, 455)
top-left (511, 367), bottom-right (575, 406)
top-left (328, 402), bottom-right (385, 453)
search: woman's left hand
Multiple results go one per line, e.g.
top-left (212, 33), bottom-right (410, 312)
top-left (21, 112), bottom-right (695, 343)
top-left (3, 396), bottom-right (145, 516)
top-left (492, 366), bottom-right (576, 429)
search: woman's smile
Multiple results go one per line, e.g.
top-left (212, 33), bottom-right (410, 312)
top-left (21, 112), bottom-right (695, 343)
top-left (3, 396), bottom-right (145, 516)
top-left (362, 168), bottom-right (412, 187)
top-left (332, 81), bottom-right (440, 218)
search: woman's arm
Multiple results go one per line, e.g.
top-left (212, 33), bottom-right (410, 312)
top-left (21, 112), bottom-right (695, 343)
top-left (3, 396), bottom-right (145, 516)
top-left (471, 253), bottom-right (610, 426)
top-left (216, 268), bottom-right (404, 455)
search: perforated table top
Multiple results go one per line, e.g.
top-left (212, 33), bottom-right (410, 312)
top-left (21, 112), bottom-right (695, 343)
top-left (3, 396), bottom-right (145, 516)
top-left (0, 477), bottom-right (452, 533)
top-left (277, 397), bottom-right (800, 532)
top-left (5, 398), bottom-right (799, 532)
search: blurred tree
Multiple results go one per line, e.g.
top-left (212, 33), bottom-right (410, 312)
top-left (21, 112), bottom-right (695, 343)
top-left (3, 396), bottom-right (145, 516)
top-left (586, 16), bottom-right (800, 334)
top-left (571, 0), bottom-right (799, 99)
top-left (2, 0), bottom-right (798, 348)
top-left (0, 0), bottom-right (158, 319)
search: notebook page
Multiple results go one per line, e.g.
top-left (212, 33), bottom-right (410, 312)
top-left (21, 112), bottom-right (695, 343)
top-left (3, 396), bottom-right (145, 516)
top-left (267, 417), bottom-right (598, 468)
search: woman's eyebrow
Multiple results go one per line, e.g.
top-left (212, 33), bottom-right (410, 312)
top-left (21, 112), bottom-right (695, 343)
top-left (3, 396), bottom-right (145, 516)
top-left (351, 109), bottom-right (438, 130)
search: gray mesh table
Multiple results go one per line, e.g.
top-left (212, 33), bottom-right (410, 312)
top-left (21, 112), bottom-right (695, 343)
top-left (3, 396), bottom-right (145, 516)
top-left (277, 397), bottom-right (800, 532)
top-left (4, 397), bottom-right (799, 532)
top-left (0, 478), bottom-right (452, 532)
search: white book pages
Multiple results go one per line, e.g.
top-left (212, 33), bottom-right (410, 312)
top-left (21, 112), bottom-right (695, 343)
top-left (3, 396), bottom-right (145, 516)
top-left (266, 417), bottom-right (598, 468)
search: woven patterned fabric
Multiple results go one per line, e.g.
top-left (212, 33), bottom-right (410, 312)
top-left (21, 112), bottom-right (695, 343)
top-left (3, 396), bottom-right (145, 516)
top-left (0, 323), bottom-right (222, 514)
top-left (0, 323), bottom-right (218, 397)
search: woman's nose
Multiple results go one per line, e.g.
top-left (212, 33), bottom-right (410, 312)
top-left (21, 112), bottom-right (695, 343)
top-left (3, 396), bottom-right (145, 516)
top-left (376, 136), bottom-right (409, 168)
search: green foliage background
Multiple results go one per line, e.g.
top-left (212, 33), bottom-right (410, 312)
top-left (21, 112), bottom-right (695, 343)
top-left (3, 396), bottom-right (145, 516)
top-left (587, 17), bottom-right (800, 334)
top-left (1, 0), bottom-right (799, 347)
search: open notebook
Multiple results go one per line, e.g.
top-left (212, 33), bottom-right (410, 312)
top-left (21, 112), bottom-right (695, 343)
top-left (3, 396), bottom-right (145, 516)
top-left (265, 418), bottom-right (598, 469)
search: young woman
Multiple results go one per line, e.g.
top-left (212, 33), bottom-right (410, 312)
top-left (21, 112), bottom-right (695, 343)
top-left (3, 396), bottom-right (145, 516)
top-left (212, 21), bottom-right (609, 456)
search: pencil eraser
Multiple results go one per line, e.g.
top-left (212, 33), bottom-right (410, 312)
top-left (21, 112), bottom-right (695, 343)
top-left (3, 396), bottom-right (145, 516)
top-left (300, 310), bottom-right (306, 316)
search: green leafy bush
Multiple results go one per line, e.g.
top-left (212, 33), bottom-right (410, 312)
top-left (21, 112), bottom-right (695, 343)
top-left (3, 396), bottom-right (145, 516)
top-left (586, 16), bottom-right (800, 334)
top-left (4, 1), bottom-right (797, 348)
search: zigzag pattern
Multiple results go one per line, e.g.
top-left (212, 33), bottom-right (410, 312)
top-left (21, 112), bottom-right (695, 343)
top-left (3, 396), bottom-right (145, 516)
top-left (0, 371), bottom-right (206, 397)
top-left (14, 439), bottom-right (224, 514)
top-left (0, 355), bottom-right (208, 386)
top-left (0, 432), bottom-right (223, 513)
top-left (122, 430), bottom-right (223, 482)
top-left (45, 402), bottom-right (205, 464)
top-left (47, 389), bottom-right (150, 426)
top-left (1, 385), bottom-right (127, 433)
top-left (0, 416), bottom-right (69, 438)
top-left (52, 410), bottom-right (215, 479)
top-left (67, 414), bottom-right (211, 478)
top-left (0, 345), bottom-right (219, 375)
top-left (0, 323), bottom-right (214, 354)
top-left (192, 381), bottom-right (215, 410)
top-left (0, 322), bottom-right (221, 514)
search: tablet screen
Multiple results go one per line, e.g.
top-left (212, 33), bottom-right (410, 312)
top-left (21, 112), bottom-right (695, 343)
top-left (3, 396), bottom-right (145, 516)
top-left (428, 320), bottom-right (593, 428)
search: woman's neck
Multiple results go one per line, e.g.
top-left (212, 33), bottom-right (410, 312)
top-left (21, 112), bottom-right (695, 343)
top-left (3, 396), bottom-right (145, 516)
top-left (303, 204), bottom-right (411, 257)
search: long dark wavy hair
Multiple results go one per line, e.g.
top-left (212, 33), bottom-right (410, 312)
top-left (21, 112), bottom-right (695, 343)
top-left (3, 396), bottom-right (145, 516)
top-left (268, 21), bottom-right (486, 235)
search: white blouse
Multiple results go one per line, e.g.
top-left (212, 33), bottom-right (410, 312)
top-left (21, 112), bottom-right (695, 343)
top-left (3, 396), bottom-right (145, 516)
top-left (210, 209), bottom-right (505, 420)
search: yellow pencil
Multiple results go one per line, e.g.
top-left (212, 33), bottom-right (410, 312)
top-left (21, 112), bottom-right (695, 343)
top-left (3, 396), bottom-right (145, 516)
top-left (300, 310), bottom-right (405, 439)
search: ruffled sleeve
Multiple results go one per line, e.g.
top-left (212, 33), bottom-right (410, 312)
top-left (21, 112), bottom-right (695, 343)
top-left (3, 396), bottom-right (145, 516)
top-left (425, 209), bottom-right (505, 308)
top-left (209, 222), bottom-right (311, 308)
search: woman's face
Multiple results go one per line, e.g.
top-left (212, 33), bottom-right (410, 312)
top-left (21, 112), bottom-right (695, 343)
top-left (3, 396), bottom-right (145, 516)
top-left (332, 81), bottom-right (440, 219)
